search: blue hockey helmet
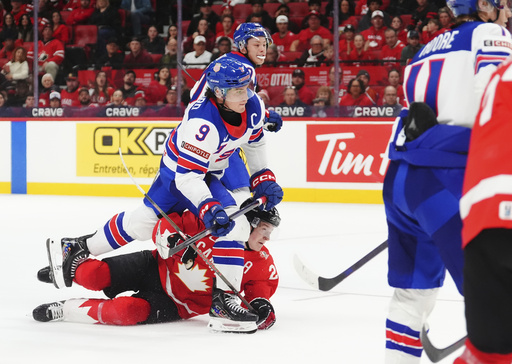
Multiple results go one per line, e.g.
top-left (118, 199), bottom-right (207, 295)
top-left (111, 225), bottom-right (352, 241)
top-left (447, 0), bottom-right (501, 16)
top-left (205, 57), bottom-right (253, 98)
top-left (233, 22), bottom-right (272, 50)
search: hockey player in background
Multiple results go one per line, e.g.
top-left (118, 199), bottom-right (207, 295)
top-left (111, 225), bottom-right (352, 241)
top-left (34, 205), bottom-right (281, 333)
top-left (455, 60), bottom-right (512, 363)
top-left (382, 0), bottom-right (512, 362)
top-left (45, 57), bottom-right (283, 334)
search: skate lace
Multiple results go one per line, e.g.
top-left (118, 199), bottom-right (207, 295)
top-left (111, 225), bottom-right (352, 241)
top-left (63, 241), bottom-right (88, 278)
top-left (225, 295), bottom-right (248, 314)
top-left (48, 302), bottom-right (64, 320)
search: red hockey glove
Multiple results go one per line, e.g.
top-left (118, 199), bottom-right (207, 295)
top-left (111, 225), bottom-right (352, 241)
top-left (250, 298), bottom-right (276, 330)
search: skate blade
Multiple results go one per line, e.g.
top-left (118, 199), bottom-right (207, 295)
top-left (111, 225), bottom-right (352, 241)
top-left (46, 238), bottom-right (65, 289)
top-left (208, 317), bottom-right (257, 334)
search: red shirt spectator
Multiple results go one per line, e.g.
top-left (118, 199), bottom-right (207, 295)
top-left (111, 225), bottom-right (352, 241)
top-left (66, 0), bottom-right (95, 25)
top-left (339, 79), bottom-right (375, 106)
top-left (291, 11), bottom-right (333, 52)
top-left (123, 38), bottom-right (154, 69)
top-left (381, 28), bottom-right (405, 70)
top-left (66, 0), bottom-right (96, 10)
top-left (361, 10), bottom-right (387, 50)
top-left (339, 24), bottom-right (356, 60)
top-left (347, 34), bottom-right (374, 63)
top-left (60, 72), bottom-right (81, 107)
top-left (291, 68), bottom-right (315, 105)
top-left (272, 15), bottom-right (297, 53)
top-left (145, 66), bottom-right (172, 105)
top-left (10, 0), bottom-right (29, 25)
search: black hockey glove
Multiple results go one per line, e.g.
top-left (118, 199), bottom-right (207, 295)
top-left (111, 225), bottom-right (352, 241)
top-left (167, 232), bottom-right (197, 270)
top-left (250, 298), bottom-right (276, 330)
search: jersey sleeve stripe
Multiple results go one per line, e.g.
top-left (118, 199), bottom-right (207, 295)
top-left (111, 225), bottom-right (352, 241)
top-left (460, 174), bottom-right (512, 219)
top-left (177, 157), bottom-right (208, 174)
top-left (475, 53), bottom-right (511, 72)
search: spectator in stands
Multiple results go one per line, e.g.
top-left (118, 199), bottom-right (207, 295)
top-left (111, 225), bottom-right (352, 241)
top-left (27, 25), bottom-right (64, 81)
top-left (385, 68), bottom-right (405, 105)
top-left (133, 90), bottom-right (147, 107)
top-left (355, 0), bottom-right (370, 15)
top-left (301, 0), bottom-right (330, 30)
top-left (400, 29), bottom-right (422, 66)
top-left (123, 37), bottom-right (154, 69)
top-left (410, 0), bottom-right (439, 33)
top-left (339, 78), bottom-right (374, 107)
top-left (215, 5), bottom-right (235, 34)
top-left (108, 88), bottom-right (126, 107)
top-left (10, 0), bottom-right (28, 25)
top-left (171, 74), bottom-right (190, 107)
top-left (273, 3), bottom-right (300, 34)
top-left (216, 14), bottom-right (235, 45)
top-left (49, 90), bottom-right (62, 108)
top-left (187, 0), bottom-right (219, 37)
top-left (89, 70), bottom-right (114, 105)
top-left (438, 6), bottom-right (454, 31)
top-left (264, 43), bottom-right (287, 67)
top-left (326, 0), bottom-right (357, 28)
top-left (347, 33), bottom-right (373, 63)
top-left (161, 37), bottom-right (178, 68)
top-left (339, 24), bottom-right (355, 60)
top-left (60, 71), bottom-right (81, 107)
top-left (272, 15), bottom-right (297, 53)
top-left (381, 28), bottom-right (405, 70)
top-left (0, 34), bottom-right (15, 59)
top-left (164, 85), bottom-right (178, 106)
top-left (0, 89), bottom-right (10, 113)
top-left (166, 24), bottom-right (177, 41)
top-left (291, 68), bottom-right (314, 105)
top-left (95, 36), bottom-right (124, 69)
top-left (297, 35), bottom-right (326, 67)
top-left (245, 0), bottom-right (276, 34)
top-left (290, 10), bottom-right (333, 52)
top-left (421, 17), bottom-right (443, 43)
top-left (315, 85), bottom-right (334, 107)
top-left (36, 0), bottom-right (53, 29)
top-left (183, 18), bottom-right (216, 54)
top-left (120, 70), bottom-right (140, 105)
top-left (38, 73), bottom-right (55, 106)
top-left (145, 65), bottom-right (171, 105)
top-left (50, 10), bottom-right (70, 45)
top-left (141, 25), bottom-right (165, 55)
top-left (358, 0), bottom-right (391, 32)
top-left (23, 93), bottom-right (35, 108)
top-left (390, 15), bottom-right (408, 44)
top-left (356, 69), bottom-right (378, 104)
top-left (119, 0), bottom-right (154, 37)
top-left (0, 12), bottom-right (17, 44)
top-left (211, 36), bottom-right (232, 61)
top-left (182, 35), bottom-right (212, 69)
top-left (276, 86), bottom-right (311, 116)
top-left (89, 0), bottom-right (121, 59)
top-left (257, 89), bottom-right (270, 107)
top-left (312, 97), bottom-right (330, 117)
top-left (66, 0), bottom-right (94, 25)
top-left (77, 86), bottom-right (98, 108)
top-left (0, 46), bottom-right (28, 89)
top-left (17, 13), bottom-right (33, 42)
top-left (380, 85), bottom-right (402, 116)
top-left (361, 9), bottom-right (387, 51)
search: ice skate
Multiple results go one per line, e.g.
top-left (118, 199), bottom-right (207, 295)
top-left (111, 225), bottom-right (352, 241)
top-left (37, 266), bottom-right (53, 284)
top-left (46, 233), bottom-right (93, 289)
top-left (32, 301), bottom-right (65, 322)
top-left (208, 288), bottom-right (258, 334)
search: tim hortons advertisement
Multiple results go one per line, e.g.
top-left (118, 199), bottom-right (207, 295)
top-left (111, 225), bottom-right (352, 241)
top-left (76, 123), bottom-right (177, 178)
top-left (307, 123), bottom-right (393, 183)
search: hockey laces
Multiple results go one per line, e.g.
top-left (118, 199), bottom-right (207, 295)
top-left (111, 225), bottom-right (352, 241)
top-left (225, 294), bottom-right (248, 314)
top-left (48, 302), bottom-right (64, 320)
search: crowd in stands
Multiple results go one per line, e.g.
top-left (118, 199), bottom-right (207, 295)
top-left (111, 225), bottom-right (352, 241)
top-left (0, 0), bottom-right (457, 117)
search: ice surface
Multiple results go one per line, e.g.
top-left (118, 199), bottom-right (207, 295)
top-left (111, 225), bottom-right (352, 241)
top-left (0, 194), bottom-right (465, 363)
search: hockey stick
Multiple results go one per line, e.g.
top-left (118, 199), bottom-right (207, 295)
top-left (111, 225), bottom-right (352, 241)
top-left (294, 240), bottom-right (388, 291)
top-left (119, 149), bottom-right (261, 312)
top-left (420, 325), bottom-right (467, 362)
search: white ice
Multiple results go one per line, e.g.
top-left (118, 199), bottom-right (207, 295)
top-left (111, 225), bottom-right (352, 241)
top-left (0, 194), bottom-right (465, 363)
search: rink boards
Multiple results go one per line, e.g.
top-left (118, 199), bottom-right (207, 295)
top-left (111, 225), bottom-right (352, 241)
top-left (0, 118), bottom-right (394, 204)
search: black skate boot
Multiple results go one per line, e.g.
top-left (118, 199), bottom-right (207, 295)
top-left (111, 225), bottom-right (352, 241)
top-left (37, 266), bottom-right (53, 284)
top-left (33, 301), bottom-right (65, 322)
top-left (46, 233), bottom-right (94, 289)
top-left (208, 288), bottom-right (258, 334)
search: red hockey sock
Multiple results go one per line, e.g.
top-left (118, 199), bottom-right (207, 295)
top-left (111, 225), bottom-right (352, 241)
top-left (455, 339), bottom-right (512, 364)
top-left (84, 297), bottom-right (151, 325)
top-left (74, 259), bottom-right (111, 290)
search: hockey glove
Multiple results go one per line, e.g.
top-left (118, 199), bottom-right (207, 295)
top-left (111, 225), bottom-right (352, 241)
top-left (198, 198), bottom-right (235, 237)
top-left (156, 227), bottom-right (198, 268)
top-left (264, 109), bottom-right (283, 132)
top-left (250, 169), bottom-right (283, 211)
top-left (250, 298), bottom-right (276, 330)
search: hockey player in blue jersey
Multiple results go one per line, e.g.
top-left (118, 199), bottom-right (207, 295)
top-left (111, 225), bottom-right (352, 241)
top-left (44, 57), bottom-right (283, 333)
top-left (382, 0), bottom-right (512, 362)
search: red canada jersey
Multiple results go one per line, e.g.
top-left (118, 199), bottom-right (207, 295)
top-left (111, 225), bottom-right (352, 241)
top-left (272, 31), bottom-right (297, 53)
top-left (461, 58), bottom-right (512, 246)
top-left (153, 211), bottom-right (279, 319)
top-left (61, 88), bottom-right (81, 107)
top-left (27, 39), bottom-right (65, 66)
top-left (361, 27), bottom-right (387, 50)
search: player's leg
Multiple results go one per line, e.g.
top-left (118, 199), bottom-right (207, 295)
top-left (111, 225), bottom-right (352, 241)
top-left (455, 229), bottom-right (512, 363)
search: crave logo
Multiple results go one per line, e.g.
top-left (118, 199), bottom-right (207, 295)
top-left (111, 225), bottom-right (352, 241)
top-left (307, 124), bottom-right (392, 183)
top-left (77, 123), bottom-right (177, 178)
